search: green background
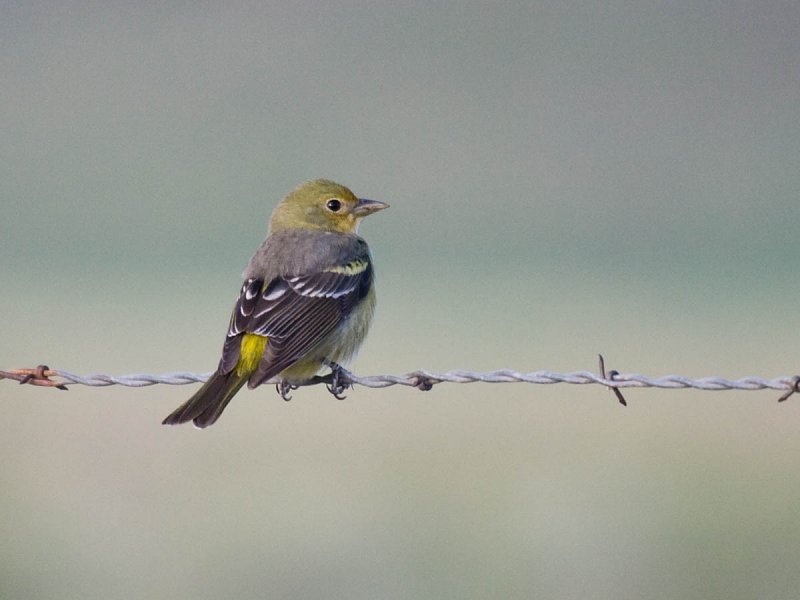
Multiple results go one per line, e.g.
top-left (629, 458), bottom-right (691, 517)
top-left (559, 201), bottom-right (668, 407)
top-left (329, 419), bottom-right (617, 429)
top-left (2, 2), bottom-right (799, 598)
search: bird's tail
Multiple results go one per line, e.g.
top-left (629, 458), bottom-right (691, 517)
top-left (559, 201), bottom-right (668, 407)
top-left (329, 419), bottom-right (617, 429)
top-left (162, 369), bottom-right (248, 428)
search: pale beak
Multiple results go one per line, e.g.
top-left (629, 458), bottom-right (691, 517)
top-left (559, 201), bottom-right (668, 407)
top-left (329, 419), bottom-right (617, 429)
top-left (353, 198), bottom-right (389, 217)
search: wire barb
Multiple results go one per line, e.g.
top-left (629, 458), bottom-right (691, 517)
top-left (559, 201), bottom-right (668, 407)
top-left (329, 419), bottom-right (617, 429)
top-left (777, 376), bottom-right (800, 403)
top-left (0, 365), bottom-right (68, 390)
top-left (598, 354), bottom-right (627, 406)
top-left (412, 374), bottom-right (436, 391)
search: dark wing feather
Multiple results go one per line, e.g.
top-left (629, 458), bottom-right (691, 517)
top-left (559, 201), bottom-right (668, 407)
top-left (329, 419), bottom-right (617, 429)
top-left (218, 257), bottom-right (373, 387)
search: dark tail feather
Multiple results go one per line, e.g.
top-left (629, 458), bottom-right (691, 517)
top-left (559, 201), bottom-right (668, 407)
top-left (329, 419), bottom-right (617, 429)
top-left (162, 370), bottom-right (248, 428)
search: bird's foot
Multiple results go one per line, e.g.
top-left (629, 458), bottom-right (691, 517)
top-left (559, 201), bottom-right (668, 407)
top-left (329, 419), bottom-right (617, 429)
top-left (276, 381), bottom-right (298, 401)
top-left (321, 361), bottom-right (351, 400)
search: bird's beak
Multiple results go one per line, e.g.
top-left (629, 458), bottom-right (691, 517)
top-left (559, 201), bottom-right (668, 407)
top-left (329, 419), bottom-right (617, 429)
top-left (353, 198), bottom-right (389, 217)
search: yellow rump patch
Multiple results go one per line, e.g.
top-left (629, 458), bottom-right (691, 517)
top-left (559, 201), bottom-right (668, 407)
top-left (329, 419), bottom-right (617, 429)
top-left (236, 333), bottom-right (267, 376)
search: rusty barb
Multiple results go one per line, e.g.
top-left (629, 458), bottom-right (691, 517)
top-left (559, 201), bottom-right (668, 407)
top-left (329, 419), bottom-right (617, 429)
top-left (0, 365), bottom-right (68, 390)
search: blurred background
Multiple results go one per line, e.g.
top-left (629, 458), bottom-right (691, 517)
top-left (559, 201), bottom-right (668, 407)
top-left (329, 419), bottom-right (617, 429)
top-left (2, 2), bottom-right (799, 598)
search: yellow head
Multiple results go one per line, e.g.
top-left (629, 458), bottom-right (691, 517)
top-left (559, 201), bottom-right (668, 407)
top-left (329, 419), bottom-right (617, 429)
top-left (269, 179), bottom-right (388, 234)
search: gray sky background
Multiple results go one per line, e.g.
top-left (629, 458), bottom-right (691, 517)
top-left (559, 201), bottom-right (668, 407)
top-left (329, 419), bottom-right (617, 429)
top-left (2, 2), bottom-right (799, 599)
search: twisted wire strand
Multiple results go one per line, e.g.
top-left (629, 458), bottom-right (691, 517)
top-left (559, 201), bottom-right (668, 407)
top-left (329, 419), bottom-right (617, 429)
top-left (2, 365), bottom-right (797, 400)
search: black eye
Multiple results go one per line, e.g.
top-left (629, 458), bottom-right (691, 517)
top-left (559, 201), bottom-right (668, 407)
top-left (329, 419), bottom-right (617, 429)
top-left (326, 198), bottom-right (342, 212)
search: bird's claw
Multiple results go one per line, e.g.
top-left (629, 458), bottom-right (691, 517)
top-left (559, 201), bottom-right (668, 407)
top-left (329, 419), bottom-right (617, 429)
top-left (276, 381), bottom-right (298, 401)
top-left (325, 362), bottom-right (351, 400)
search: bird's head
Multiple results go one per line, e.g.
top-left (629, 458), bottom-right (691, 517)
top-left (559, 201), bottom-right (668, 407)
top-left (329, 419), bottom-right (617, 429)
top-left (270, 179), bottom-right (388, 234)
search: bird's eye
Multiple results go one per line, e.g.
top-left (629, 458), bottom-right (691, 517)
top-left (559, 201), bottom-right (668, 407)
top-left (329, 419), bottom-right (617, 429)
top-left (326, 199), bottom-right (342, 212)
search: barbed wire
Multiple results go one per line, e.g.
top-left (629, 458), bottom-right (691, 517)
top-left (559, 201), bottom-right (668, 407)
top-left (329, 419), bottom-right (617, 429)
top-left (2, 357), bottom-right (799, 404)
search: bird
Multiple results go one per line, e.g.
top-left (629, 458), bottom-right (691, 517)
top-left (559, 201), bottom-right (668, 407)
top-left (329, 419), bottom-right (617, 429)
top-left (162, 179), bottom-right (388, 427)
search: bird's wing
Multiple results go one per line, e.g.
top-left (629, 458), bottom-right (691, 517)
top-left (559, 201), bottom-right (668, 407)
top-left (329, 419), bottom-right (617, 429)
top-left (219, 256), bottom-right (373, 386)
